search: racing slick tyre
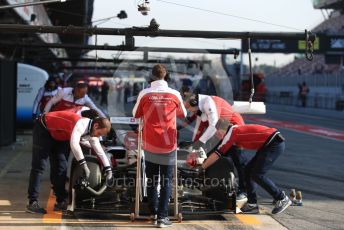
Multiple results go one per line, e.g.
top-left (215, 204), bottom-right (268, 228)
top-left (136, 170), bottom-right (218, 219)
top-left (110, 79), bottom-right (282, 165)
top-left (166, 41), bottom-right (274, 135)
top-left (70, 156), bottom-right (102, 204)
top-left (203, 156), bottom-right (236, 210)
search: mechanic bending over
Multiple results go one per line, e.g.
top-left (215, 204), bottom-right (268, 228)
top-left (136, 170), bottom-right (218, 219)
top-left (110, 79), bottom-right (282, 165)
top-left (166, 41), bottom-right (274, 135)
top-left (32, 77), bottom-right (61, 120)
top-left (182, 93), bottom-right (248, 200)
top-left (26, 110), bottom-right (112, 214)
top-left (133, 64), bottom-right (187, 228)
top-left (44, 82), bottom-right (106, 117)
top-left (201, 118), bottom-right (292, 215)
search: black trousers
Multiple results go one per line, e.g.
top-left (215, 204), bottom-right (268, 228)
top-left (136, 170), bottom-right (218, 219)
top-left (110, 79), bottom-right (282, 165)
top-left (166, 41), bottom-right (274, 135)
top-left (27, 120), bottom-right (70, 203)
top-left (206, 137), bottom-right (248, 193)
top-left (227, 146), bottom-right (248, 193)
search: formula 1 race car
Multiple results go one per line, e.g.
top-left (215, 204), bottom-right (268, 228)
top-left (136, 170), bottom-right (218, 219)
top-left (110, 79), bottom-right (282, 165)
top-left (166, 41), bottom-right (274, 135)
top-left (66, 117), bottom-right (239, 221)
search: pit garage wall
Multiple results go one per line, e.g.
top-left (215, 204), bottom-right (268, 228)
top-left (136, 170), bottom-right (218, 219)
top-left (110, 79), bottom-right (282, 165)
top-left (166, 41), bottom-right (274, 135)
top-left (0, 60), bottom-right (16, 146)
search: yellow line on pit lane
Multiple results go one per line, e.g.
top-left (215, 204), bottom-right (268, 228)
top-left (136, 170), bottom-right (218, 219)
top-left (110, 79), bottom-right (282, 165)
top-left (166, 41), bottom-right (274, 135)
top-left (42, 190), bottom-right (62, 224)
top-left (234, 214), bottom-right (261, 225)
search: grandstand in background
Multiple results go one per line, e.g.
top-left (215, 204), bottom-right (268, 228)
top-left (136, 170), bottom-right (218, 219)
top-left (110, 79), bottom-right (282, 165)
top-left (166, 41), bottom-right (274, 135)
top-left (265, 0), bottom-right (344, 110)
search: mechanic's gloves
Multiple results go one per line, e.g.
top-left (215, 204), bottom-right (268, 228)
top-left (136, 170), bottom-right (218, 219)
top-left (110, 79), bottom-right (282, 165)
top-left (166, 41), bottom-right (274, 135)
top-left (80, 161), bottom-right (90, 180)
top-left (104, 167), bottom-right (114, 187)
top-left (186, 152), bottom-right (198, 167)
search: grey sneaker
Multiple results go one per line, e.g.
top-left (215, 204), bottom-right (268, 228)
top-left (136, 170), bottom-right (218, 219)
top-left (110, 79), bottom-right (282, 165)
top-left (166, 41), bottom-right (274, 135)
top-left (157, 217), bottom-right (172, 228)
top-left (54, 201), bottom-right (67, 211)
top-left (26, 201), bottom-right (47, 214)
top-left (150, 214), bottom-right (157, 225)
top-left (240, 203), bottom-right (259, 214)
top-left (272, 195), bottom-right (292, 214)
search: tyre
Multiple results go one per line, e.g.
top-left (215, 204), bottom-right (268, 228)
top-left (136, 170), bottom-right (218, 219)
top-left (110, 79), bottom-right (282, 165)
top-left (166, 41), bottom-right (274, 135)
top-left (70, 156), bottom-right (102, 204)
top-left (203, 156), bottom-right (236, 209)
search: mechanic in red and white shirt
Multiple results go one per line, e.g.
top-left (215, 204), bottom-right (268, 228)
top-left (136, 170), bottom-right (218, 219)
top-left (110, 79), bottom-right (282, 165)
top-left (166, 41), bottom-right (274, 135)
top-left (183, 94), bottom-right (245, 145)
top-left (133, 64), bottom-right (186, 226)
top-left (44, 82), bottom-right (106, 117)
top-left (201, 118), bottom-right (291, 215)
top-left (182, 93), bottom-right (248, 199)
top-left (26, 111), bottom-right (112, 214)
top-left (32, 77), bottom-right (60, 119)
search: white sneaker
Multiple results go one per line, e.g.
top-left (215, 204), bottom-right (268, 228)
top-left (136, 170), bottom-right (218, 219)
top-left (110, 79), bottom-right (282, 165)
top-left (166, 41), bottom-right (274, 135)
top-left (150, 214), bottom-right (157, 225)
top-left (157, 217), bottom-right (172, 228)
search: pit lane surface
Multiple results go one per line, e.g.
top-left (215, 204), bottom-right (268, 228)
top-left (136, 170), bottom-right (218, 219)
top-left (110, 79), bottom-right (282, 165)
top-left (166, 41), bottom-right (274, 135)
top-left (0, 102), bottom-right (343, 229)
top-left (0, 134), bottom-right (285, 230)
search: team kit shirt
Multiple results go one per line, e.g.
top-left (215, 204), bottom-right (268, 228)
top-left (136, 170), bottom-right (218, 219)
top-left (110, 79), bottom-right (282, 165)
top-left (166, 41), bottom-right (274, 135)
top-left (43, 111), bottom-right (110, 167)
top-left (193, 94), bottom-right (245, 143)
top-left (133, 80), bottom-right (187, 153)
top-left (32, 86), bottom-right (60, 115)
top-left (216, 124), bottom-right (278, 155)
top-left (44, 87), bottom-right (106, 117)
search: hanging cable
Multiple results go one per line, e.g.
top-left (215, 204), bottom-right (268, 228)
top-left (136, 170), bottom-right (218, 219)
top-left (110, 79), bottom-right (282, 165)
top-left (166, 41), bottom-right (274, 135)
top-left (247, 37), bottom-right (255, 104)
top-left (156, 0), bottom-right (304, 32)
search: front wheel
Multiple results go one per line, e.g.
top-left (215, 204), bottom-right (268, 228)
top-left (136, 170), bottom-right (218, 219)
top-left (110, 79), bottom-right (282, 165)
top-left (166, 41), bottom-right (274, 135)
top-left (69, 156), bottom-right (102, 204)
top-left (203, 157), bottom-right (236, 209)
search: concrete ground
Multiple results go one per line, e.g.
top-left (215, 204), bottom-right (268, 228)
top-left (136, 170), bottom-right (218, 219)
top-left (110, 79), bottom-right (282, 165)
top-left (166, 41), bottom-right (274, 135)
top-left (0, 96), bottom-right (343, 229)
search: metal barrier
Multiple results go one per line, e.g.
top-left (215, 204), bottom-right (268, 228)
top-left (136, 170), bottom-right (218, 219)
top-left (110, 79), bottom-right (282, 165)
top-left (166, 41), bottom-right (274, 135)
top-left (265, 73), bottom-right (344, 89)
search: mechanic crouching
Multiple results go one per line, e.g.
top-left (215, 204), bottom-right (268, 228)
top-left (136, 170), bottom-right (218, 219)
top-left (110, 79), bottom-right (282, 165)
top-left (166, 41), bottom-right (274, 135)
top-left (200, 118), bottom-right (292, 215)
top-left (26, 111), bottom-right (112, 214)
top-left (181, 93), bottom-right (248, 200)
top-left (133, 64), bottom-right (187, 227)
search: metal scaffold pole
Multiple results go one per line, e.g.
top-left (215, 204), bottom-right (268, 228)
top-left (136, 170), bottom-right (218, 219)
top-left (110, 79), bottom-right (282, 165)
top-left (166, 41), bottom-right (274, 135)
top-left (0, 24), bottom-right (309, 40)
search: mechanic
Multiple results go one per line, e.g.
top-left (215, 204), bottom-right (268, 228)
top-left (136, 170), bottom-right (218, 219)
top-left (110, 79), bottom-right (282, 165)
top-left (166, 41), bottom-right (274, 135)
top-left (43, 82), bottom-right (106, 117)
top-left (201, 118), bottom-right (292, 215)
top-left (32, 77), bottom-right (60, 119)
top-left (182, 93), bottom-right (248, 200)
top-left (26, 111), bottom-right (112, 214)
top-left (133, 64), bottom-right (187, 228)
